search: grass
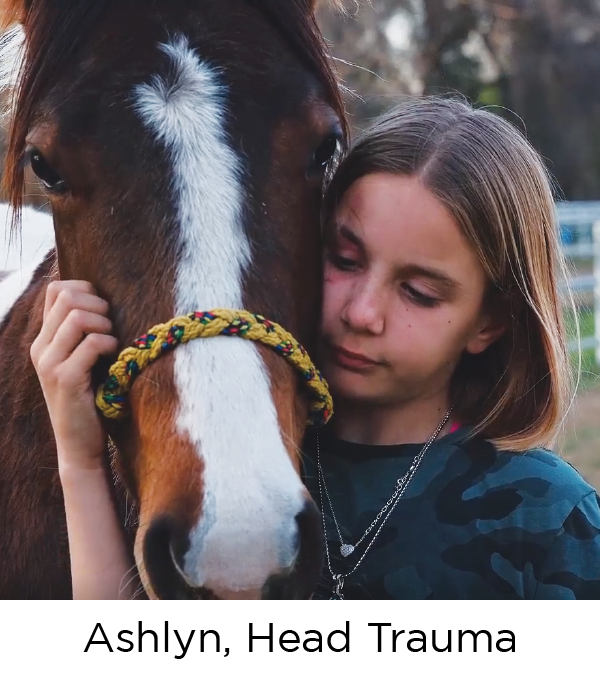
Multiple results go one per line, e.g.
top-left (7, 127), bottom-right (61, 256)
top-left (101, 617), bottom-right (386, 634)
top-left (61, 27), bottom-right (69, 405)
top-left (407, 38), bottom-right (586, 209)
top-left (564, 304), bottom-right (600, 390)
top-left (561, 303), bottom-right (600, 490)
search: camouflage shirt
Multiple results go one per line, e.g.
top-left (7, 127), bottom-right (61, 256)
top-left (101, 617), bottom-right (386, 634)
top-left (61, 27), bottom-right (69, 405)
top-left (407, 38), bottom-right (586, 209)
top-left (302, 426), bottom-right (600, 599)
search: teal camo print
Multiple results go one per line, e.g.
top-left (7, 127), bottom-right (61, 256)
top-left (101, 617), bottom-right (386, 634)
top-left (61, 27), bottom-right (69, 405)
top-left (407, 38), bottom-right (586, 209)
top-left (302, 426), bottom-right (600, 599)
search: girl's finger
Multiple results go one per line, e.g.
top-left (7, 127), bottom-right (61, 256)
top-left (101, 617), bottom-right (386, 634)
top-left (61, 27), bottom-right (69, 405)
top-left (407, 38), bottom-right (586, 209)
top-left (56, 333), bottom-right (120, 387)
top-left (41, 309), bottom-right (114, 372)
top-left (37, 289), bottom-right (110, 351)
top-left (43, 280), bottom-right (98, 322)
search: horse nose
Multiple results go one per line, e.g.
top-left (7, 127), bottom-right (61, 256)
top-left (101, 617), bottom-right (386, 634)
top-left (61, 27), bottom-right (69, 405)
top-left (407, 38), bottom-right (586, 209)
top-left (142, 498), bottom-right (323, 599)
top-left (142, 514), bottom-right (203, 599)
top-left (262, 498), bottom-right (324, 599)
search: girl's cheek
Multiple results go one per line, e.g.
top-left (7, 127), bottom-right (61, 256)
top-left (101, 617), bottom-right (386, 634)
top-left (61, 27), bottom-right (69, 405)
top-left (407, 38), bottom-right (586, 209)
top-left (322, 269), bottom-right (346, 320)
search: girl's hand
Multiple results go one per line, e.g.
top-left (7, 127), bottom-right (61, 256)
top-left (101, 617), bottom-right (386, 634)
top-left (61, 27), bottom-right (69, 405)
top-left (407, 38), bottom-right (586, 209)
top-left (30, 280), bottom-right (118, 472)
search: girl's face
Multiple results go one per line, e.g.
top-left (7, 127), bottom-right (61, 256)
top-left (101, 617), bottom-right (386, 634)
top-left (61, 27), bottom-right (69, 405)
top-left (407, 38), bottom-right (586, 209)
top-left (319, 173), bottom-right (504, 408)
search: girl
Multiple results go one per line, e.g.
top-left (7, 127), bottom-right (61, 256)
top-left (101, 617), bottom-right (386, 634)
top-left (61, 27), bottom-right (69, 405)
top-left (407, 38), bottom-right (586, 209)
top-left (31, 97), bottom-right (600, 599)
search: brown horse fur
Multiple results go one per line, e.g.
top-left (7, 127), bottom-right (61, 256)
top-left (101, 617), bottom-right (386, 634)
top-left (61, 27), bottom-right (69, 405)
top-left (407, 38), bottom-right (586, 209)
top-left (0, 0), bottom-right (347, 599)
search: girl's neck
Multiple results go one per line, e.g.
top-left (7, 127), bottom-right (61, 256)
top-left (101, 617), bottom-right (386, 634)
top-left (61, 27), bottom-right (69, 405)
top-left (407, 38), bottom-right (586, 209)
top-left (331, 390), bottom-right (455, 446)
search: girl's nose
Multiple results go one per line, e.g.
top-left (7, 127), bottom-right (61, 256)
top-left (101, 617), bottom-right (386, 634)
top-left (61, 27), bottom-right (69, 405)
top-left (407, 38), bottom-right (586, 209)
top-left (341, 281), bottom-right (385, 334)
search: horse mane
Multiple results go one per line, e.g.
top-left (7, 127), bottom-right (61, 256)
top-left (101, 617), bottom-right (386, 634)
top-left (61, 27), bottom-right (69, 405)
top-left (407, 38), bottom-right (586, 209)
top-left (0, 0), bottom-right (348, 235)
top-left (1, 0), bottom-right (108, 232)
top-left (0, 1), bottom-right (23, 28)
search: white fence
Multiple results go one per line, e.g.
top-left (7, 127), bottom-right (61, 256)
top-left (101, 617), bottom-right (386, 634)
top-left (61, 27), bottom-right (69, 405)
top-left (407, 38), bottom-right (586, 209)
top-left (558, 201), bottom-right (600, 366)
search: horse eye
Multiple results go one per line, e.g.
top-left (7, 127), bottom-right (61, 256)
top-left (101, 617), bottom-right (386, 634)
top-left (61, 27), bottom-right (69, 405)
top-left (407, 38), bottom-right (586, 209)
top-left (309, 133), bottom-right (341, 173)
top-left (28, 149), bottom-right (67, 194)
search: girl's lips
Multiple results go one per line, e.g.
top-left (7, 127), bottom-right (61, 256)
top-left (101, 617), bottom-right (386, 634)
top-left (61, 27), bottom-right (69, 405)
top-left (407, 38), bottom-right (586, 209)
top-left (329, 345), bottom-right (379, 371)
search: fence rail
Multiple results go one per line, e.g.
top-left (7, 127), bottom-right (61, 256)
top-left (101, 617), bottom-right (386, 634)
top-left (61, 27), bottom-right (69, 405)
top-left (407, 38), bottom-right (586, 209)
top-left (559, 203), bottom-right (600, 365)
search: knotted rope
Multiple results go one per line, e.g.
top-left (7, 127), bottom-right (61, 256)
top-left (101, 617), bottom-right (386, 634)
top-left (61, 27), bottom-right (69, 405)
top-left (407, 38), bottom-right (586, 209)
top-left (95, 309), bottom-right (333, 426)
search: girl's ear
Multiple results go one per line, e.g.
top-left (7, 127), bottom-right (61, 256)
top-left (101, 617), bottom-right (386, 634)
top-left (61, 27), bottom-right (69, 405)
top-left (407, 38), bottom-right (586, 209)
top-left (0, 1), bottom-right (26, 30)
top-left (466, 319), bottom-right (507, 356)
top-left (465, 292), bottom-right (510, 356)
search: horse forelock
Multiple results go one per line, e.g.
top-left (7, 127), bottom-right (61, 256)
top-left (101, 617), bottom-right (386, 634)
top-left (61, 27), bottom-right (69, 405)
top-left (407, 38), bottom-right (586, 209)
top-left (0, 0), bottom-right (25, 29)
top-left (0, 0), bottom-right (109, 234)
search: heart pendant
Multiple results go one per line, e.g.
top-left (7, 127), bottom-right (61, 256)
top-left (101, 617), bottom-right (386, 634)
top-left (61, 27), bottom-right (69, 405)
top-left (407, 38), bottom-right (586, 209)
top-left (340, 543), bottom-right (355, 557)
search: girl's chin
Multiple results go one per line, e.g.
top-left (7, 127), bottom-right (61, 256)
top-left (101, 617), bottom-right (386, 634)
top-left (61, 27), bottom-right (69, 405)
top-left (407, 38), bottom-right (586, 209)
top-left (325, 367), bottom-right (383, 400)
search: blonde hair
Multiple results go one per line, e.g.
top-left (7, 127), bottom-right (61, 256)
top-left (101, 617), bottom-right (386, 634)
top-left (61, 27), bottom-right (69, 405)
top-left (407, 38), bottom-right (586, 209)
top-left (323, 96), bottom-right (574, 451)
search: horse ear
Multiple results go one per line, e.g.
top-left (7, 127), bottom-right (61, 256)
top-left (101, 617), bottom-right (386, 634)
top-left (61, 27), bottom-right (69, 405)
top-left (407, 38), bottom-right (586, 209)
top-left (0, 0), bottom-right (26, 30)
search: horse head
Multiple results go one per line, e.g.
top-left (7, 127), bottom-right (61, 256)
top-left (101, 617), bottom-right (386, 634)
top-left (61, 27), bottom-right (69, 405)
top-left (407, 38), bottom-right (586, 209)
top-left (1, 0), bottom-right (347, 599)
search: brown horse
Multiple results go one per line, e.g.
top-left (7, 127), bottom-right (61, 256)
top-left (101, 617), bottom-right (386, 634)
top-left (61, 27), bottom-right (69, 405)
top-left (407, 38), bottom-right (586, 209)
top-left (0, 0), bottom-right (347, 599)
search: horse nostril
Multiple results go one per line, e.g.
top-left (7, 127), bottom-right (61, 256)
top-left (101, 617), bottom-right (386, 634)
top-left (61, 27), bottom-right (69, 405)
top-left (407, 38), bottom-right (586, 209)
top-left (262, 497), bottom-right (324, 599)
top-left (145, 499), bottom-right (323, 600)
top-left (143, 514), bottom-right (195, 599)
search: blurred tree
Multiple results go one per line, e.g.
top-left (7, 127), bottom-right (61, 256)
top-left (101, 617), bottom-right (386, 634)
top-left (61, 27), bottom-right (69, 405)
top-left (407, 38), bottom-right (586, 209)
top-left (317, 1), bottom-right (423, 126)
top-left (494, 0), bottom-right (600, 199)
top-left (1, 3), bottom-right (600, 202)
top-left (318, 0), bottom-right (600, 199)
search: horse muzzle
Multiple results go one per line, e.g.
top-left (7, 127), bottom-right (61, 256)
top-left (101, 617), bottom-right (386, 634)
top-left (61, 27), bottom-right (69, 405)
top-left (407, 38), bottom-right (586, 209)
top-left (141, 497), bottom-right (323, 599)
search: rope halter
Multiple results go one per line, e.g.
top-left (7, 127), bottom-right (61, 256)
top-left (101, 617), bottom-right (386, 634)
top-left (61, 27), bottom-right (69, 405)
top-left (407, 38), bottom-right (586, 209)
top-left (95, 309), bottom-right (333, 426)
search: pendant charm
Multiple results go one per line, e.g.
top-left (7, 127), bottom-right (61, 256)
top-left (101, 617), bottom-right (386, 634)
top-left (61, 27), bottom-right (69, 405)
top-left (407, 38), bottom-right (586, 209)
top-left (340, 543), bottom-right (355, 557)
top-left (330, 574), bottom-right (345, 600)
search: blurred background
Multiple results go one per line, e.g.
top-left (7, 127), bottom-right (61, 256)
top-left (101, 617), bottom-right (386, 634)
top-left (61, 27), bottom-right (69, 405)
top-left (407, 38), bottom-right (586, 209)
top-left (1, 0), bottom-right (599, 489)
top-left (316, 0), bottom-right (600, 488)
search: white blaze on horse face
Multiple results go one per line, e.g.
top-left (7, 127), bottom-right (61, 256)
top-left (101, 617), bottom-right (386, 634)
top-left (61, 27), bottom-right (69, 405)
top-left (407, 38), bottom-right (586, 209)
top-left (134, 35), bottom-right (305, 594)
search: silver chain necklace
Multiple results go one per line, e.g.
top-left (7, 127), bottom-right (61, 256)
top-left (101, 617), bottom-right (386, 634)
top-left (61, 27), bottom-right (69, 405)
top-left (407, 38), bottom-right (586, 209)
top-left (316, 407), bottom-right (453, 599)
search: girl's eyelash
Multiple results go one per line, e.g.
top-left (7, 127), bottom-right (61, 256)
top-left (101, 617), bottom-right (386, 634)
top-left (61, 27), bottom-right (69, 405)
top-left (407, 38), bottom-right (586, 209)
top-left (327, 253), bottom-right (440, 307)
top-left (328, 253), bottom-right (357, 270)
top-left (402, 283), bottom-right (439, 308)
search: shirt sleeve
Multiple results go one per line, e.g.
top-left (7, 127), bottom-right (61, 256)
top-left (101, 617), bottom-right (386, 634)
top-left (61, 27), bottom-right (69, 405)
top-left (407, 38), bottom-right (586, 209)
top-left (534, 489), bottom-right (600, 599)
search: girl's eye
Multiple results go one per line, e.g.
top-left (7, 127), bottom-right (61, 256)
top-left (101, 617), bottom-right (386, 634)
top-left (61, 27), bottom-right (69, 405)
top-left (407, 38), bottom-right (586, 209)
top-left (402, 283), bottom-right (439, 308)
top-left (27, 148), bottom-right (67, 194)
top-left (328, 253), bottom-right (358, 271)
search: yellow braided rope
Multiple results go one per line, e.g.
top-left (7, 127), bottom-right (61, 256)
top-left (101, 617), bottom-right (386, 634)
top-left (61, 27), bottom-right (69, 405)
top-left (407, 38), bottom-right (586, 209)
top-left (95, 309), bottom-right (333, 426)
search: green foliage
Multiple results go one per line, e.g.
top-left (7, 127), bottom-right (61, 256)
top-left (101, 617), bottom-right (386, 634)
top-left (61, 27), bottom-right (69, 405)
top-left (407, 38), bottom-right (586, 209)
top-left (423, 48), bottom-right (505, 112)
top-left (565, 305), bottom-right (600, 390)
top-left (424, 50), bottom-right (483, 102)
top-left (477, 84), bottom-right (503, 107)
